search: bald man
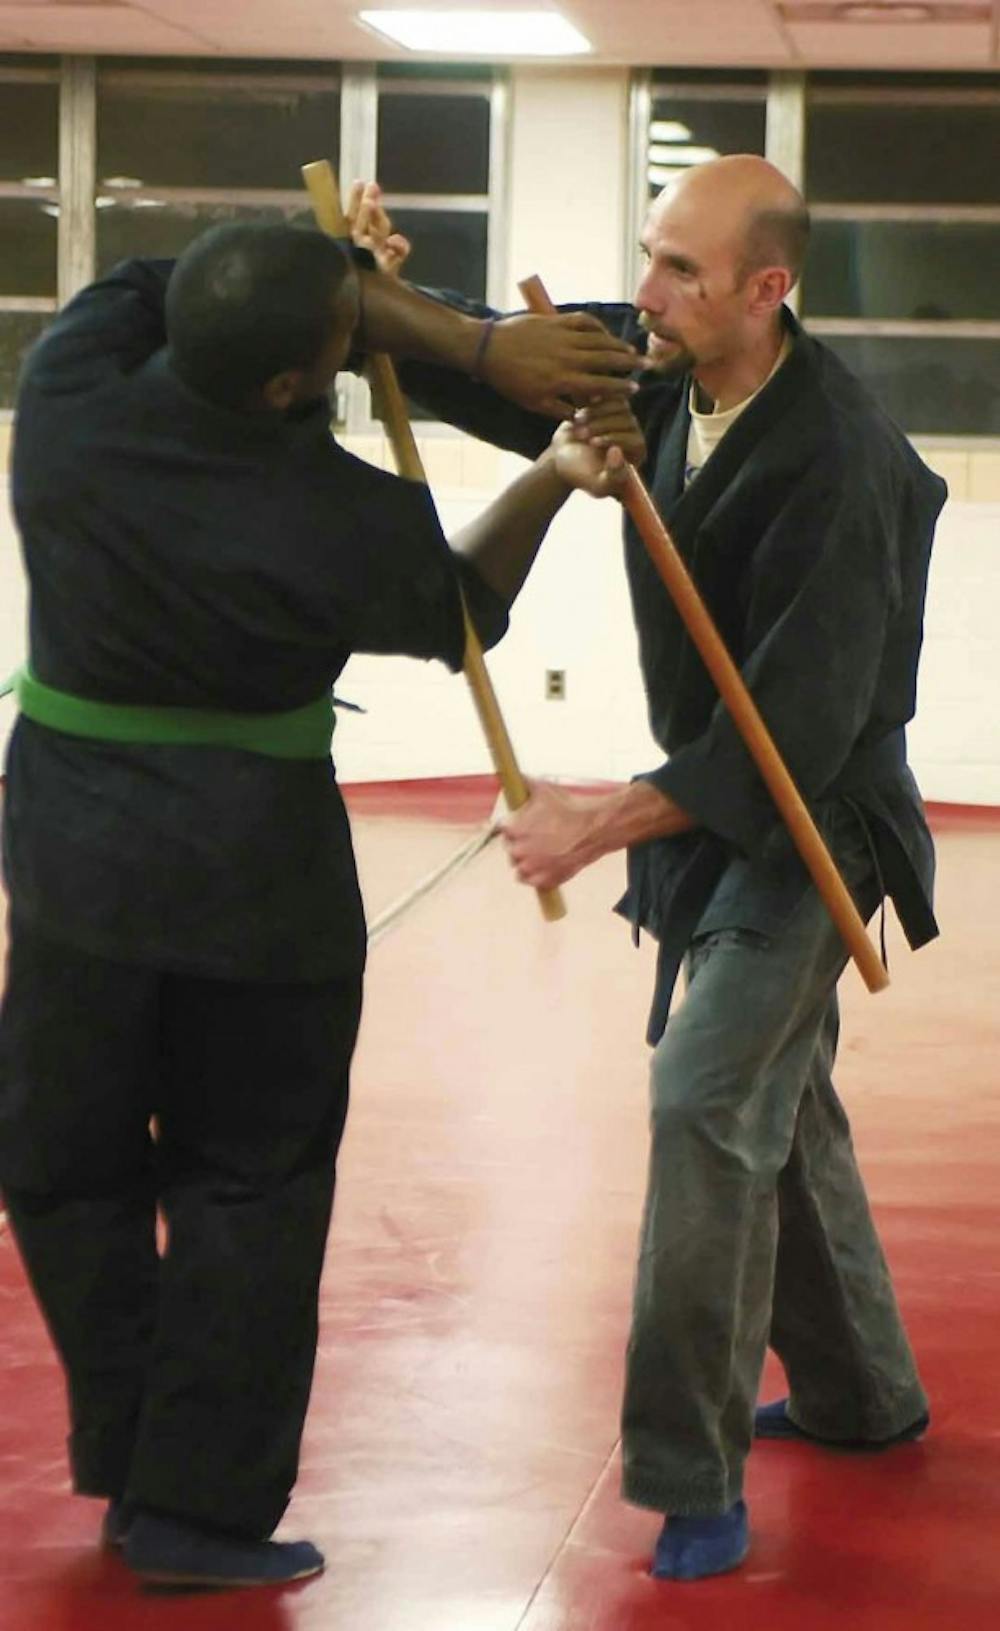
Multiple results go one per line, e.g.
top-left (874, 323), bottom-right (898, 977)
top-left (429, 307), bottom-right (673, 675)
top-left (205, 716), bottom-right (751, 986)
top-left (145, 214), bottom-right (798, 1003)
top-left (360, 156), bottom-right (942, 1580)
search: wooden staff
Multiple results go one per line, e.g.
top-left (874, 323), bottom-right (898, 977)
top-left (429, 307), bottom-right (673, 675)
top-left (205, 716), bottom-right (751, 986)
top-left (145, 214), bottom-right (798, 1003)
top-left (302, 161), bottom-right (565, 922)
top-left (518, 274), bottom-right (889, 994)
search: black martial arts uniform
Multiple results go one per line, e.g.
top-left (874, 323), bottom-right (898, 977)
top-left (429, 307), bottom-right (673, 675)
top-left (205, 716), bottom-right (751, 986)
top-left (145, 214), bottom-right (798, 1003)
top-left (0, 259), bottom-right (506, 1537)
top-left (396, 298), bottom-right (946, 1513)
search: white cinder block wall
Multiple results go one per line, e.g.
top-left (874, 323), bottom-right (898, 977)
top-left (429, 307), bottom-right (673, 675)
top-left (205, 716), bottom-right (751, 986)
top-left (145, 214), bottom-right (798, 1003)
top-left (1, 67), bottom-right (998, 805)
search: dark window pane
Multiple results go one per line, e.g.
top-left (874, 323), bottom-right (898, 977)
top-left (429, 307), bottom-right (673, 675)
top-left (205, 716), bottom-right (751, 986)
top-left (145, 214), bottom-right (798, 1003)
top-left (97, 69), bottom-right (340, 191)
top-left (392, 209), bottom-right (488, 300)
top-left (652, 69), bottom-right (767, 88)
top-left (0, 200), bottom-right (58, 297)
top-left (806, 94), bottom-right (1000, 205)
top-left (377, 93), bottom-right (490, 194)
top-left (378, 62), bottom-right (492, 84)
top-left (388, 209), bottom-right (488, 422)
top-left (96, 201), bottom-right (316, 278)
top-left (0, 311), bottom-right (50, 408)
top-left (804, 220), bottom-right (1000, 321)
top-left (0, 76), bottom-right (59, 182)
top-left (0, 52), bottom-right (58, 67)
top-left (820, 335), bottom-right (1000, 437)
top-left (648, 94), bottom-right (765, 198)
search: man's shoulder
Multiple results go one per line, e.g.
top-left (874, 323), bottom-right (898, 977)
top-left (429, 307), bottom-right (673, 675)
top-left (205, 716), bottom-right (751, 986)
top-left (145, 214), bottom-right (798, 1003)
top-left (795, 330), bottom-right (906, 452)
top-left (780, 334), bottom-right (947, 521)
top-left (311, 435), bottom-right (447, 541)
top-left (775, 333), bottom-right (923, 488)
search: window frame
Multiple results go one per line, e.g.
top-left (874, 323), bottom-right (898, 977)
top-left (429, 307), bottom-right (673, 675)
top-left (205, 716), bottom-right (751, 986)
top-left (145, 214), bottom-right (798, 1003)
top-left (0, 55), bottom-right (61, 407)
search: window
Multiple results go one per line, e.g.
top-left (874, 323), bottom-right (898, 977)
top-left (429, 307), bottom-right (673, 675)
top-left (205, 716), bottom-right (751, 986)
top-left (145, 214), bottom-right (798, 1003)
top-left (802, 73), bottom-right (1000, 437)
top-left (812, 335), bottom-right (1000, 440)
top-left (95, 59), bottom-right (341, 277)
top-left (362, 64), bottom-right (502, 425)
top-left (0, 55), bottom-right (59, 407)
top-left (376, 72), bottom-right (491, 197)
top-left (375, 64), bottom-right (494, 301)
top-left (645, 70), bottom-right (767, 201)
top-left (1, 53), bottom-right (508, 429)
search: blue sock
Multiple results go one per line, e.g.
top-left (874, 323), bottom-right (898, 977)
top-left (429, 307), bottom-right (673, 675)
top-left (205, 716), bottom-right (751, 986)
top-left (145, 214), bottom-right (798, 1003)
top-left (651, 1500), bottom-right (750, 1581)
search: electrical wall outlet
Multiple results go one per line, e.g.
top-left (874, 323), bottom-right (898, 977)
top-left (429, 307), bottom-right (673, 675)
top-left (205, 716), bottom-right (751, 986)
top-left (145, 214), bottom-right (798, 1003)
top-left (545, 669), bottom-right (566, 700)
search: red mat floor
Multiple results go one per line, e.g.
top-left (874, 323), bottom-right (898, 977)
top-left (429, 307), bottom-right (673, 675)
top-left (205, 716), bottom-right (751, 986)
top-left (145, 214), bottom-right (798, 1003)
top-left (1, 792), bottom-right (998, 1630)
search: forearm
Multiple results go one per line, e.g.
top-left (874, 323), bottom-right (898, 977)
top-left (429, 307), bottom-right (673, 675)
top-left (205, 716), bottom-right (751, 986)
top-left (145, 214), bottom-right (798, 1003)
top-left (450, 446), bottom-right (571, 606)
top-left (566, 780), bottom-right (696, 870)
top-left (356, 273), bottom-right (639, 420)
top-left (502, 776), bottom-right (696, 891)
top-left (357, 270), bottom-right (485, 370)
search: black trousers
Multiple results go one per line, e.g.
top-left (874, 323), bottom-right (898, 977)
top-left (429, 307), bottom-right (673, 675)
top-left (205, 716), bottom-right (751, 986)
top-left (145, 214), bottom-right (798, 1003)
top-left (0, 917), bottom-right (362, 1538)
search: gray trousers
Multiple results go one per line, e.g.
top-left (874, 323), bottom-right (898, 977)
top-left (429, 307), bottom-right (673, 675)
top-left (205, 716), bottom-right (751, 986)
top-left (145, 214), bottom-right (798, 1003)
top-left (621, 816), bottom-right (928, 1516)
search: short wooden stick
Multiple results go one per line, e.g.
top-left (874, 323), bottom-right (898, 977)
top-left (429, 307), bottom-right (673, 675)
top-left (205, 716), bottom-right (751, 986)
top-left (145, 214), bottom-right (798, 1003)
top-left (302, 163), bottom-right (566, 921)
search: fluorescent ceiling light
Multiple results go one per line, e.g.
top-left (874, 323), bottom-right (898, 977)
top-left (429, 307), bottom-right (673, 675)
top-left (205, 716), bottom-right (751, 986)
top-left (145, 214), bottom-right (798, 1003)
top-left (359, 10), bottom-right (591, 55)
top-left (842, 3), bottom-right (933, 17)
top-left (649, 121), bottom-right (693, 144)
top-left (648, 145), bottom-right (720, 167)
top-left (648, 150), bottom-right (721, 184)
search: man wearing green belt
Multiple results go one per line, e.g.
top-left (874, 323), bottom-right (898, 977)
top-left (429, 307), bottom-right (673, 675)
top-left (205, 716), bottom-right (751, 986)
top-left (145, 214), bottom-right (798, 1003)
top-left (0, 222), bottom-right (639, 1589)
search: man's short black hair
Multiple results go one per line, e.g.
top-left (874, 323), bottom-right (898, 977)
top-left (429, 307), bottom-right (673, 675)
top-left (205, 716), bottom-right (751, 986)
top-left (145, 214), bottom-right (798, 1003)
top-left (165, 223), bottom-right (355, 408)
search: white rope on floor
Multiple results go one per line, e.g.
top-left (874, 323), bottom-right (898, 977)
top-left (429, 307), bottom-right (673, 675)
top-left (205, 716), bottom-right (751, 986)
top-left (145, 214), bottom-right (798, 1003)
top-left (365, 814), bottom-right (500, 950)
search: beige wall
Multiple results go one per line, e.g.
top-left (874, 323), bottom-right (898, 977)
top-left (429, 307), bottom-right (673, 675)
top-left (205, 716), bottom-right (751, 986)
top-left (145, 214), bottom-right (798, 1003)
top-left (504, 67), bottom-right (632, 307)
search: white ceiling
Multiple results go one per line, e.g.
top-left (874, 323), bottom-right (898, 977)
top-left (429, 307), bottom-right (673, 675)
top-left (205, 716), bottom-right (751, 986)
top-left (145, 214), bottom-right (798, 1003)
top-left (0, 0), bottom-right (998, 69)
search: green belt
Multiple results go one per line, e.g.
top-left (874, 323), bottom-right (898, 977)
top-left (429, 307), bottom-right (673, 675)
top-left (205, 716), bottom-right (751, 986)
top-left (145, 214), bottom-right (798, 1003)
top-left (7, 666), bottom-right (335, 760)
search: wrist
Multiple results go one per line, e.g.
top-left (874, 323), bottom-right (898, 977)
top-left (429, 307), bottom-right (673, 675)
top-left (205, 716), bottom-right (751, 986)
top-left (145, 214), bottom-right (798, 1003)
top-left (526, 444), bottom-right (575, 517)
top-left (470, 315), bottom-right (498, 382)
top-left (537, 441), bottom-right (574, 493)
top-left (355, 272), bottom-right (485, 368)
top-left (565, 793), bottom-right (625, 871)
top-left (573, 808), bottom-right (612, 871)
top-left (577, 781), bottom-right (692, 860)
top-left (449, 312), bottom-right (489, 376)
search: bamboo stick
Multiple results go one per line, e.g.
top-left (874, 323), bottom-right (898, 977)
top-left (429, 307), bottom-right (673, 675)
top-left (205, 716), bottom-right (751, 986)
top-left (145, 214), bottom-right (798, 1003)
top-left (302, 161), bottom-right (566, 921)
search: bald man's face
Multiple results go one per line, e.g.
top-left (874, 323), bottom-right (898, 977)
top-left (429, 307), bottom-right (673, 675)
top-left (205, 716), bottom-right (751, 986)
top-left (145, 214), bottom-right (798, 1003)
top-left (634, 186), bottom-right (759, 377)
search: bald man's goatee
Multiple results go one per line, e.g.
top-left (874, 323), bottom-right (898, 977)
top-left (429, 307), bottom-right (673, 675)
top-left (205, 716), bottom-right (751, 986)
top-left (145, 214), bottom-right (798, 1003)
top-left (642, 335), bottom-right (696, 378)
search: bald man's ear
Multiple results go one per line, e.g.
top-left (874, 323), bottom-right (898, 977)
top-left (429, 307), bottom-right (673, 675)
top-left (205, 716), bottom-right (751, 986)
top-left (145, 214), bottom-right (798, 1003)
top-left (746, 265), bottom-right (795, 316)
